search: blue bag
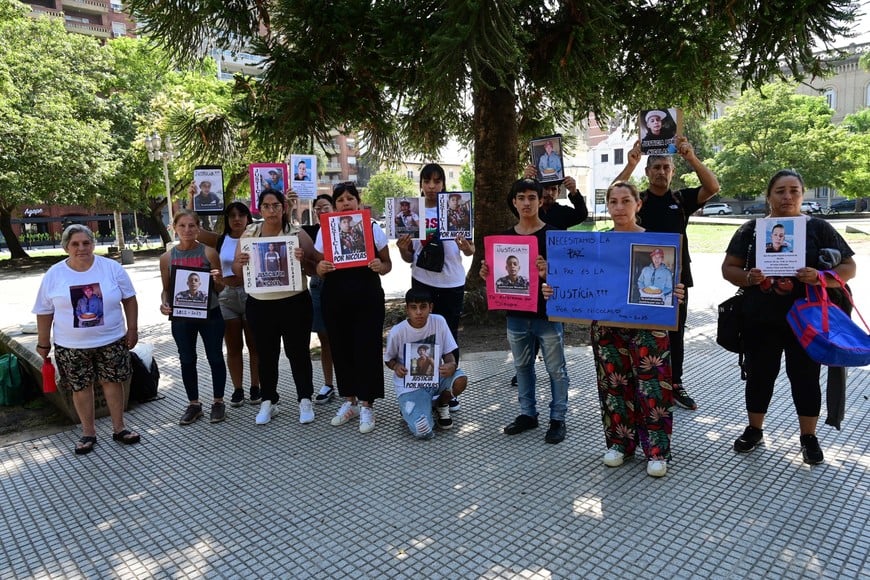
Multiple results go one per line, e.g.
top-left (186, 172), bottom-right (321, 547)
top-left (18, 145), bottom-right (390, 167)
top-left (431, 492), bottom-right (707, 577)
top-left (787, 271), bottom-right (870, 367)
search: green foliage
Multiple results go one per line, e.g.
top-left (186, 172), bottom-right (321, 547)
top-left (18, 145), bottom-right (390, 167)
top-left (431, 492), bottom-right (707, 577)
top-left (362, 172), bottom-right (417, 217)
top-left (832, 109), bottom-right (870, 200)
top-left (459, 160), bottom-right (475, 192)
top-left (707, 83), bottom-right (849, 199)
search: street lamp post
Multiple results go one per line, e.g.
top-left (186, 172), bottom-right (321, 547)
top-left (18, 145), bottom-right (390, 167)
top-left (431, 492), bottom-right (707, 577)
top-left (144, 133), bottom-right (177, 238)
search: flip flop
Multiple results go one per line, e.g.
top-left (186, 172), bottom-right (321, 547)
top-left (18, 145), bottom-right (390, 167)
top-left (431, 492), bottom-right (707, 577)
top-left (112, 429), bottom-right (141, 445)
top-left (74, 436), bottom-right (96, 455)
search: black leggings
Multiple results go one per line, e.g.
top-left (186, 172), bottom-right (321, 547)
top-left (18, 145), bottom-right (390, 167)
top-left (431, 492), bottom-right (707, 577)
top-left (669, 288), bottom-right (688, 384)
top-left (743, 319), bottom-right (821, 417)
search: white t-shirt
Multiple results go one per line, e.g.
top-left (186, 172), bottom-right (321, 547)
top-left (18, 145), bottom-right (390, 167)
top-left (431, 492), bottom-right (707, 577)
top-left (32, 256), bottom-right (136, 349)
top-left (410, 206), bottom-right (466, 288)
top-left (314, 219), bottom-right (389, 253)
top-left (383, 313), bottom-right (458, 396)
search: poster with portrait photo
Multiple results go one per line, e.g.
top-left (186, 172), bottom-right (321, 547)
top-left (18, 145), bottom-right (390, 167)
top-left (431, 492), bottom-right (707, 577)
top-left (170, 266), bottom-right (211, 320)
top-left (403, 342), bottom-right (441, 390)
top-left (529, 134), bottom-right (564, 183)
top-left (192, 165), bottom-right (225, 215)
top-left (69, 283), bottom-right (105, 328)
top-left (639, 108), bottom-right (682, 155)
top-left (756, 217), bottom-right (806, 276)
top-left (320, 209), bottom-right (375, 269)
top-left (437, 192), bottom-right (473, 239)
top-left (290, 154), bottom-right (317, 200)
top-left (249, 163), bottom-right (289, 213)
top-left (385, 197), bottom-right (425, 239)
top-left (628, 244), bottom-right (678, 307)
top-left (484, 235), bottom-right (539, 312)
top-left (239, 236), bottom-right (304, 294)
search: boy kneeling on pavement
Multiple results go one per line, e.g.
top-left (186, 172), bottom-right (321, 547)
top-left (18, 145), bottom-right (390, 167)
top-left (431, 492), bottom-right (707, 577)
top-left (385, 288), bottom-right (468, 439)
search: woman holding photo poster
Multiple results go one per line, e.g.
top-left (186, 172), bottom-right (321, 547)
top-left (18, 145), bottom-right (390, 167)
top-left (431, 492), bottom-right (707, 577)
top-left (397, 163), bottom-right (475, 415)
top-left (544, 181), bottom-right (685, 476)
top-left (159, 210), bottom-right (228, 425)
top-left (722, 169), bottom-right (855, 465)
top-left (315, 182), bottom-right (392, 433)
top-left (233, 190), bottom-right (318, 426)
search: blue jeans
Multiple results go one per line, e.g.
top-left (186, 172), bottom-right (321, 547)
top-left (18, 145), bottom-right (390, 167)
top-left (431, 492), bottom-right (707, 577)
top-left (506, 316), bottom-right (569, 421)
top-left (398, 370), bottom-right (466, 439)
top-left (171, 307), bottom-right (227, 402)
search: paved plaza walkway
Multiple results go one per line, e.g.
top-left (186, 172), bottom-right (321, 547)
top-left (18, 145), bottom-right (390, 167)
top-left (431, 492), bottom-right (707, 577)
top-left (0, 250), bottom-right (868, 579)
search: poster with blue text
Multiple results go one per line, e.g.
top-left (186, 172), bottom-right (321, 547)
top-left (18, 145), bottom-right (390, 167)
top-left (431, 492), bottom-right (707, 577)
top-left (545, 231), bottom-right (682, 330)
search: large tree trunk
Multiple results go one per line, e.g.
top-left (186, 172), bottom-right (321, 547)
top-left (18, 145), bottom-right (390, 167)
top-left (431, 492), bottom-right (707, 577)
top-left (0, 206), bottom-right (28, 260)
top-left (148, 197), bottom-right (171, 245)
top-left (466, 78), bottom-right (519, 293)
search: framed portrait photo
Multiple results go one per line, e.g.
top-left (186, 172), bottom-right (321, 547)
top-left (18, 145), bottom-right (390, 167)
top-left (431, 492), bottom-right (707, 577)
top-left (638, 107), bottom-right (683, 155)
top-left (385, 197), bottom-right (425, 239)
top-left (320, 209), bottom-right (376, 269)
top-left (755, 216), bottom-right (806, 276)
top-left (192, 165), bottom-right (225, 215)
top-left (290, 154), bottom-right (318, 200)
top-left (484, 235), bottom-right (539, 313)
top-left (437, 192), bottom-right (473, 239)
top-left (239, 236), bottom-right (304, 294)
top-left (170, 266), bottom-right (212, 320)
top-left (529, 134), bottom-right (564, 183)
top-left (249, 163), bottom-right (289, 213)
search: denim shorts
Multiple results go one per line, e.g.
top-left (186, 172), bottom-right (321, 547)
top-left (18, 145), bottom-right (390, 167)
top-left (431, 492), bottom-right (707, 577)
top-left (219, 285), bottom-right (248, 321)
top-left (397, 369), bottom-right (466, 439)
top-left (54, 337), bottom-right (131, 392)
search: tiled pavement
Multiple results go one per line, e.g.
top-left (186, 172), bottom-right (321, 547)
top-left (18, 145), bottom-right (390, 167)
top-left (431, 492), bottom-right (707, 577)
top-left (0, 251), bottom-right (868, 579)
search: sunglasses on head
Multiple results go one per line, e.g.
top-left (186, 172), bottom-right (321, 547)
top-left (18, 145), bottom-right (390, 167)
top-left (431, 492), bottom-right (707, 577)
top-left (332, 181), bottom-right (355, 192)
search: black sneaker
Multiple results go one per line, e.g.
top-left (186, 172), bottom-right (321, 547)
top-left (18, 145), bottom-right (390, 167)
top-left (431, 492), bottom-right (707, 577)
top-left (448, 397), bottom-right (461, 413)
top-left (435, 405), bottom-right (453, 429)
top-left (315, 385), bottom-right (335, 405)
top-left (510, 375), bottom-right (518, 387)
top-left (179, 404), bottom-right (203, 425)
top-left (504, 414), bottom-right (539, 435)
top-left (229, 389), bottom-right (245, 408)
top-left (209, 402), bottom-right (226, 423)
top-left (544, 420), bottom-right (566, 444)
top-left (800, 434), bottom-right (824, 465)
top-left (673, 384), bottom-right (698, 410)
top-left (249, 386), bottom-right (262, 405)
top-left (734, 425), bottom-right (763, 453)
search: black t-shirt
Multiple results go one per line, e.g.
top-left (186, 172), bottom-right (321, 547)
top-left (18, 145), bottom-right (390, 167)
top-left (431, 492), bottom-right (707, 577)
top-left (725, 217), bottom-right (854, 323)
top-left (638, 187), bottom-right (703, 287)
top-left (501, 224), bottom-right (554, 319)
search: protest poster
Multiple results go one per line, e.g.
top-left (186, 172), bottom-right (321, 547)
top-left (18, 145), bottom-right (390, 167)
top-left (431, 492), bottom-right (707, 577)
top-left (290, 154), bottom-right (317, 200)
top-left (249, 163), bottom-right (289, 213)
top-left (320, 209), bottom-right (375, 269)
top-left (755, 216), bottom-right (806, 276)
top-left (239, 236), bottom-right (304, 294)
top-left (403, 342), bottom-right (441, 390)
top-left (484, 235), bottom-right (539, 313)
top-left (545, 231), bottom-right (682, 330)
top-left (386, 197), bottom-right (425, 239)
top-left (170, 266), bottom-right (212, 320)
top-left (639, 108), bottom-right (682, 156)
top-left (529, 134), bottom-right (564, 183)
top-left (437, 192), bottom-right (473, 239)
top-left (192, 166), bottom-right (224, 214)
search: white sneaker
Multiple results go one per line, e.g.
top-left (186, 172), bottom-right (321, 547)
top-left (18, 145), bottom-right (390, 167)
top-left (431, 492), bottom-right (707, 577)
top-left (647, 460), bottom-right (667, 477)
top-left (359, 406), bottom-right (375, 433)
top-left (603, 449), bottom-right (625, 467)
top-left (299, 398), bottom-right (315, 424)
top-left (255, 401), bottom-right (278, 425)
top-left (331, 401), bottom-right (359, 426)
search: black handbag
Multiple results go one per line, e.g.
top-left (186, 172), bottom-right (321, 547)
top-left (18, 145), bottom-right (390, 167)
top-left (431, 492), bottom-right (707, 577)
top-left (416, 234), bottom-right (444, 273)
top-left (717, 291), bottom-right (744, 353)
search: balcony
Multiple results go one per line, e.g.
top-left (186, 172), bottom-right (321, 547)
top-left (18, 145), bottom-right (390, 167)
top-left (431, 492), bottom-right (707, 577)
top-left (62, 0), bottom-right (108, 13)
top-left (64, 20), bottom-right (111, 37)
top-left (323, 163), bottom-right (343, 173)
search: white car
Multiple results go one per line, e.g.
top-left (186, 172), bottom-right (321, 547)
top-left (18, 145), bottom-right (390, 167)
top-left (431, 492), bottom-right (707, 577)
top-left (701, 203), bottom-right (733, 216)
top-left (801, 201), bottom-right (821, 214)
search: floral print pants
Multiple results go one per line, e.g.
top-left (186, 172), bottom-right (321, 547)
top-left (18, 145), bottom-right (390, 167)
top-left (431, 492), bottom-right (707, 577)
top-left (590, 323), bottom-right (674, 461)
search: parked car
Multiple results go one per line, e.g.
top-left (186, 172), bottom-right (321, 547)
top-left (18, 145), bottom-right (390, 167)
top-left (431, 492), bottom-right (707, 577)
top-left (742, 202), bottom-right (767, 215)
top-left (800, 201), bottom-right (821, 214)
top-left (701, 203), bottom-right (734, 216)
top-left (827, 198), bottom-right (868, 213)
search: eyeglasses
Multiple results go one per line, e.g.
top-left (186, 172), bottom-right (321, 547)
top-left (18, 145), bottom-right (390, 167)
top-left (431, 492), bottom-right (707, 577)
top-left (332, 181), bottom-right (355, 192)
top-left (260, 202), bottom-right (283, 212)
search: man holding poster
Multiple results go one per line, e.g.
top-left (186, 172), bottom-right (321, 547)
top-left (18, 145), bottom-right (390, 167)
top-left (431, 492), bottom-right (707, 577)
top-left (614, 136), bottom-right (719, 411)
top-left (480, 178), bottom-right (570, 445)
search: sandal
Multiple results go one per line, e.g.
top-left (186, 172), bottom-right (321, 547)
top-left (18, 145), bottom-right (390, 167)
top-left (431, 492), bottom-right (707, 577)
top-left (112, 429), bottom-right (141, 445)
top-left (74, 436), bottom-right (97, 455)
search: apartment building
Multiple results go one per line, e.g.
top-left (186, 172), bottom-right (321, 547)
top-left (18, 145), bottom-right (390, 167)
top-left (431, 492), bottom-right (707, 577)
top-left (23, 0), bottom-right (135, 40)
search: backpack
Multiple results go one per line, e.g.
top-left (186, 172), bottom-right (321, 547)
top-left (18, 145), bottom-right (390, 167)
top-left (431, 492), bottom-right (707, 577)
top-left (0, 353), bottom-right (24, 406)
top-left (129, 351), bottom-right (160, 403)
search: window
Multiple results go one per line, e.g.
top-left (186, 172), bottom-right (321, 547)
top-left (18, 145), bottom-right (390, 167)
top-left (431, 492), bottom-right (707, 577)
top-left (449, 170), bottom-right (454, 179)
top-left (347, 156), bottom-right (356, 165)
top-left (823, 88), bottom-right (836, 110)
top-left (614, 149), bottom-right (624, 165)
top-left (111, 22), bottom-right (126, 37)
top-left (601, 154), bottom-right (609, 163)
top-left (866, 83), bottom-right (870, 107)
top-left (407, 170), bottom-right (414, 179)
top-left (110, 0), bottom-right (123, 12)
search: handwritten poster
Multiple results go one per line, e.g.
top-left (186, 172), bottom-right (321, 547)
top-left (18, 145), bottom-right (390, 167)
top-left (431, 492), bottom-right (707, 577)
top-left (484, 235), bottom-right (539, 313)
top-left (437, 192), bottom-right (473, 239)
top-left (239, 236), bottom-right (304, 294)
top-left (320, 209), bottom-right (375, 269)
top-left (545, 231), bottom-right (681, 330)
top-left (403, 342), bottom-right (441, 390)
top-left (755, 216), bottom-right (807, 276)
